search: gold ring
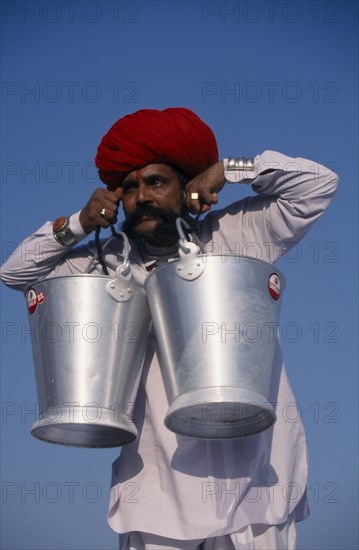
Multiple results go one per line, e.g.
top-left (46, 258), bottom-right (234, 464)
top-left (190, 192), bottom-right (199, 200)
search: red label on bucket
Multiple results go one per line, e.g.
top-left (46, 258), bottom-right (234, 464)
top-left (27, 288), bottom-right (38, 315)
top-left (37, 291), bottom-right (45, 304)
top-left (268, 273), bottom-right (281, 300)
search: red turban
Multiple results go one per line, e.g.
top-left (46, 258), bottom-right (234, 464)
top-left (95, 107), bottom-right (218, 188)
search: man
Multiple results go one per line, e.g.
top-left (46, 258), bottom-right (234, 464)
top-left (1, 107), bottom-right (338, 549)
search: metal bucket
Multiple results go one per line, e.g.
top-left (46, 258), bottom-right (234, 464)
top-left (145, 228), bottom-right (285, 439)
top-left (25, 234), bottom-right (151, 447)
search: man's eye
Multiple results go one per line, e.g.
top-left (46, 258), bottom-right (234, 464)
top-left (150, 179), bottom-right (165, 188)
top-left (123, 182), bottom-right (137, 193)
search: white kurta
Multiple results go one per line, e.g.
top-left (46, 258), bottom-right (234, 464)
top-left (1, 151), bottom-right (338, 540)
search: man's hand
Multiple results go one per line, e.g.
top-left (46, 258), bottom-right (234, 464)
top-left (79, 187), bottom-right (123, 234)
top-left (185, 161), bottom-right (226, 214)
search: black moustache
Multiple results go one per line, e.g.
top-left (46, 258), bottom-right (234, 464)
top-left (120, 205), bottom-right (182, 240)
top-left (123, 204), bottom-right (177, 228)
top-left (121, 205), bottom-right (196, 241)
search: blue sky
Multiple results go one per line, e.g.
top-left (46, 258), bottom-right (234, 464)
top-left (1, 1), bottom-right (358, 549)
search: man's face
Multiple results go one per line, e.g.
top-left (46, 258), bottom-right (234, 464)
top-left (119, 164), bottom-right (185, 245)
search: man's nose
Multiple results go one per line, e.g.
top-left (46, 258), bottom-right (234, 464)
top-left (136, 182), bottom-right (152, 204)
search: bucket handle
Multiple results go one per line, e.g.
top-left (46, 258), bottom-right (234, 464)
top-left (104, 231), bottom-right (135, 302)
top-left (176, 217), bottom-right (205, 255)
top-left (85, 227), bottom-right (131, 276)
top-left (175, 218), bottom-right (205, 281)
top-left (84, 228), bottom-right (134, 301)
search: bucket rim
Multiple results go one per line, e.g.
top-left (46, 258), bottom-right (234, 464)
top-left (145, 254), bottom-right (286, 285)
top-left (24, 272), bottom-right (124, 293)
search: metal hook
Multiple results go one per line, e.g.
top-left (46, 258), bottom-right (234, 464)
top-left (175, 217), bottom-right (204, 255)
top-left (85, 228), bottom-right (131, 275)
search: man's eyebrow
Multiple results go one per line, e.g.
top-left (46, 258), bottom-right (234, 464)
top-left (132, 173), bottom-right (170, 183)
top-left (122, 172), bottom-right (171, 186)
top-left (122, 178), bottom-right (137, 186)
top-left (143, 173), bottom-right (169, 180)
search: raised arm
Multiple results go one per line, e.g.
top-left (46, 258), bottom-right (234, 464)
top-left (1, 188), bottom-right (123, 292)
top-left (186, 151), bottom-right (339, 262)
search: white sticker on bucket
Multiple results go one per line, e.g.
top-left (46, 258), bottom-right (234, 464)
top-left (268, 273), bottom-right (281, 300)
top-left (27, 288), bottom-right (38, 315)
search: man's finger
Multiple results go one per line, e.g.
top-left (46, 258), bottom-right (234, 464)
top-left (187, 197), bottom-right (211, 214)
top-left (190, 192), bottom-right (200, 201)
top-left (113, 187), bottom-right (123, 201)
top-left (186, 189), bottom-right (218, 212)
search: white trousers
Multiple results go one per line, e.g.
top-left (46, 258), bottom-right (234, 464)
top-left (119, 513), bottom-right (296, 550)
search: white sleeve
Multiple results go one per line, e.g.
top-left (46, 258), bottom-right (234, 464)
top-left (202, 150), bottom-right (339, 263)
top-left (0, 211), bottom-right (92, 291)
